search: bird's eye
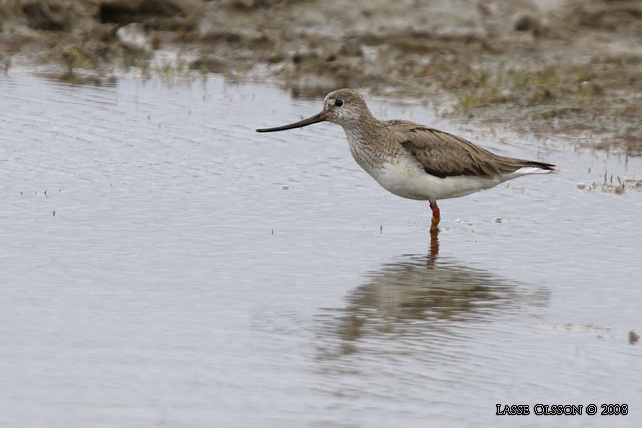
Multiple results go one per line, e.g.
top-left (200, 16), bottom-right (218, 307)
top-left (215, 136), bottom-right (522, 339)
top-left (335, 99), bottom-right (344, 107)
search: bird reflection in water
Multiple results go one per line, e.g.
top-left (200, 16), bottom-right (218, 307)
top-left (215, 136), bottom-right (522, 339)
top-left (316, 242), bottom-right (549, 358)
top-left (429, 229), bottom-right (439, 259)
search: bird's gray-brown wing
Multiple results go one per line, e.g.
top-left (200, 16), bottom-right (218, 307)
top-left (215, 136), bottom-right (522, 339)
top-left (387, 121), bottom-right (554, 178)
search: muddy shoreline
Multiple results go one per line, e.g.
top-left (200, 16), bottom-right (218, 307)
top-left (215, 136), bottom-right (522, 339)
top-left (1, 0), bottom-right (640, 153)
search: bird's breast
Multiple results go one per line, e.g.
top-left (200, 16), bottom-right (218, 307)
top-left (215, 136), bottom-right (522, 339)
top-left (344, 128), bottom-right (450, 200)
top-left (367, 161), bottom-right (436, 200)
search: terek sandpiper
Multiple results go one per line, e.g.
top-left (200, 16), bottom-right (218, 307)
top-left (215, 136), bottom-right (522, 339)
top-left (257, 89), bottom-right (555, 233)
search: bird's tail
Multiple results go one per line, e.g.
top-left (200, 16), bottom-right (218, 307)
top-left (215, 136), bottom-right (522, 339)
top-left (522, 160), bottom-right (556, 172)
top-left (497, 157), bottom-right (558, 177)
top-left (513, 160), bottom-right (557, 175)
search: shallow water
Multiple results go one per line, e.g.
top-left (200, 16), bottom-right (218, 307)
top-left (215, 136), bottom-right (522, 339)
top-left (1, 75), bottom-right (640, 427)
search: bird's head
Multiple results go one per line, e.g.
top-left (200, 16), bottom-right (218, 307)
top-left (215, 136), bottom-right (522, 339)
top-left (256, 88), bottom-right (372, 133)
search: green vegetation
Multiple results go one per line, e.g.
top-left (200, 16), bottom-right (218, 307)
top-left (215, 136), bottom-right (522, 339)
top-left (450, 66), bottom-right (599, 109)
top-left (61, 45), bottom-right (92, 70)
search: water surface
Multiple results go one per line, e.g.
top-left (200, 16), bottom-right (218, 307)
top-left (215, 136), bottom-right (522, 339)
top-left (1, 75), bottom-right (640, 427)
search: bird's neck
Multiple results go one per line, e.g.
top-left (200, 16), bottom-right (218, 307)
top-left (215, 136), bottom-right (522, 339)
top-left (341, 115), bottom-right (380, 147)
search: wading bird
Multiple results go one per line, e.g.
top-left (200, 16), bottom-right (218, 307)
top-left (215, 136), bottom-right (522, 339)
top-left (257, 89), bottom-right (555, 232)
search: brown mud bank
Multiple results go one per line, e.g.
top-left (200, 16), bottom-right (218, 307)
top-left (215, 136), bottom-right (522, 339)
top-left (1, 0), bottom-right (640, 153)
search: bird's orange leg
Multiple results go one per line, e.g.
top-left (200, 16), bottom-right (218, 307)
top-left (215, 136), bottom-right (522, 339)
top-left (429, 199), bottom-right (440, 233)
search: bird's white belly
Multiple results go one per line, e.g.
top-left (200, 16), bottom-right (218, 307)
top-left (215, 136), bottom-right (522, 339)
top-left (367, 162), bottom-right (504, 201)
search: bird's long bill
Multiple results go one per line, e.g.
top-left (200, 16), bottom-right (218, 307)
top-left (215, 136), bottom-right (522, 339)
top-left (256, 111), bottom-right (328, 132)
